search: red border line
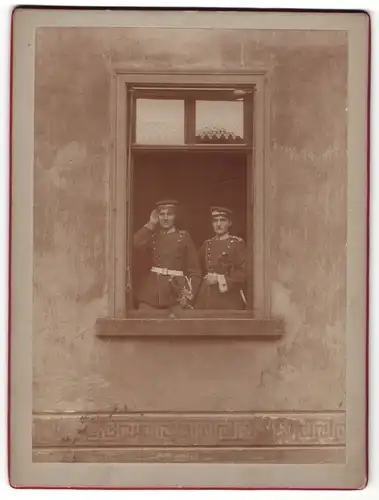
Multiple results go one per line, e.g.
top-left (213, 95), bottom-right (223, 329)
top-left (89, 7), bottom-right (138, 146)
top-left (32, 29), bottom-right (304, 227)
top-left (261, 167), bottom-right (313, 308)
top-left (8, 6), bottom-right (14, 489)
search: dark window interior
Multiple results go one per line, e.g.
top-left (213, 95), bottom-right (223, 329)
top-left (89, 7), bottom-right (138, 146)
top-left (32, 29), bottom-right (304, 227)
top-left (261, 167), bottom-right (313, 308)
top-left (131, 150), bottom-right (247, 308)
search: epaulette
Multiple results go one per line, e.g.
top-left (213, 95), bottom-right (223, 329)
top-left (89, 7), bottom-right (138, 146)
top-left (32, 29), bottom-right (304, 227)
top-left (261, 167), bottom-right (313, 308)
top-left (230, 235), bottom-right (244, 243)
top-left (178, 229), bottom-right (189, 236)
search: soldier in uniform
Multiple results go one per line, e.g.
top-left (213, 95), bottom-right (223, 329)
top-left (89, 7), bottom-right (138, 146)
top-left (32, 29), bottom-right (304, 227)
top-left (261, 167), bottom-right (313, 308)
top-left (133, 199), bottom-right (201, 310)
top-left (196, 206), bottom-right (247, 310)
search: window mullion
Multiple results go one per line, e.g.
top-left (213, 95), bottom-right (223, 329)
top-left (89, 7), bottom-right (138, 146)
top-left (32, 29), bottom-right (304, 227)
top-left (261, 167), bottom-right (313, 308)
top-left (185, 98), bottom-right (196, 145)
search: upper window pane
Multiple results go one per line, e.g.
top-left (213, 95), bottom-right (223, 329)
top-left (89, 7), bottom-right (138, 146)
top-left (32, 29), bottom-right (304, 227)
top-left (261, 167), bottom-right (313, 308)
top-left (195, 100), bottom-right (244, 144)
top-left (135, 99), bottom-right (185, 145)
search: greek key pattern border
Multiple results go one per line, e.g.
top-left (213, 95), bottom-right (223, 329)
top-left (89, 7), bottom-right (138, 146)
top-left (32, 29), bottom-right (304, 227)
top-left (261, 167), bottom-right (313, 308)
top-left (33, 412), bottom-right (346, 448)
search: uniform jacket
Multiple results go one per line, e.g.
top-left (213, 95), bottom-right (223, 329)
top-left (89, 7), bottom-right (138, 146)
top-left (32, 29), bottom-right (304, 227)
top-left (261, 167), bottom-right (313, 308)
top-left (196, 234), bottom-right (247, 310)
top-left (133, 225), bottom-right (201, 308)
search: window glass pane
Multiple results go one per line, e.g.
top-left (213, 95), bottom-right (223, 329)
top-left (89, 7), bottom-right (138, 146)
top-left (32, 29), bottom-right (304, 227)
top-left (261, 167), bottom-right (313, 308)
top-left (195, 100), bottom-right (244, 144)
top-left (135, 99), bottom-right (185, 145)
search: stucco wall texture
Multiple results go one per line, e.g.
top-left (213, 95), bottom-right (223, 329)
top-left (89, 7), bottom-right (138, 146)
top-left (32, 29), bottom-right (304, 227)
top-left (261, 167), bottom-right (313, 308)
top-left (33, 28), bottom-right (347, 412)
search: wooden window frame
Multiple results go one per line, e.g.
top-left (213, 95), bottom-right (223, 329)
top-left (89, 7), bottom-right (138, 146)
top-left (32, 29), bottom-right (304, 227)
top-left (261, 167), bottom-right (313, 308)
top-left (100, 69), bottom-right (276, 336)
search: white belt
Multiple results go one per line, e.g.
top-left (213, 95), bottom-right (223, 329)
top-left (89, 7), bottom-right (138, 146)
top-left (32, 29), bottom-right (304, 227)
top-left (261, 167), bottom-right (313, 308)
top-left (205, 272), bottom-right (223, 279)
top-left (151, 266), bottom-right (184, 277)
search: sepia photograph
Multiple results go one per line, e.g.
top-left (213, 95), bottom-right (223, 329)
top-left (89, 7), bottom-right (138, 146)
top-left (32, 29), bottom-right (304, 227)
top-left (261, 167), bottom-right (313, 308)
top-left (9, 8), bottom-right (369, 489)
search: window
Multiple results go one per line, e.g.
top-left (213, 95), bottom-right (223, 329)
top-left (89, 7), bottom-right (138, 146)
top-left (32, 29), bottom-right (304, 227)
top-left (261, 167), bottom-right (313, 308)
top-left (98, 71), bottom-right (280, 337)
top-left (132, 87), bottom-right (252, 147)
top-left (135, 98), bottom-right (185, 144)
top-left (195, 100), bottom-right (244, 144)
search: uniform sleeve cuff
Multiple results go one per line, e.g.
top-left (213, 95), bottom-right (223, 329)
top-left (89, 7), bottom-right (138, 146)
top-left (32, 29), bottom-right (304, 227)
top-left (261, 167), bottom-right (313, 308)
top-left (217, 274), bottom-right (228, 293)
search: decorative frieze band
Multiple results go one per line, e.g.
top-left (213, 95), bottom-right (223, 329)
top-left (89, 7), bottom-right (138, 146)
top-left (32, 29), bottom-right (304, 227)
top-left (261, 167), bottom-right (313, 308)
top-left (33, 412), bottom-right (346, 448)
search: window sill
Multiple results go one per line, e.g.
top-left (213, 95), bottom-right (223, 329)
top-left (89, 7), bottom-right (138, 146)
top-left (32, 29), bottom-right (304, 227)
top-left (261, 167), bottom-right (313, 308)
top-left (96, 311), bottom-right (284, 338)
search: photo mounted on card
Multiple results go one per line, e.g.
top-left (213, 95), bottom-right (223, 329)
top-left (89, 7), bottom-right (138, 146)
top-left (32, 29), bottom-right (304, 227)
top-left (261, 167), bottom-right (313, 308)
top-left (9, 7), bottom-right (369, 489)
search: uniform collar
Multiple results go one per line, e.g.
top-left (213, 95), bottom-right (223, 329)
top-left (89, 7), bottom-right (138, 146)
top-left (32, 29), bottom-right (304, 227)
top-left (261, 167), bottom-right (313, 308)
top-left (214, 232), bottom-right (230, 241)
top-left (159, 226), bottom-right (176, 235)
